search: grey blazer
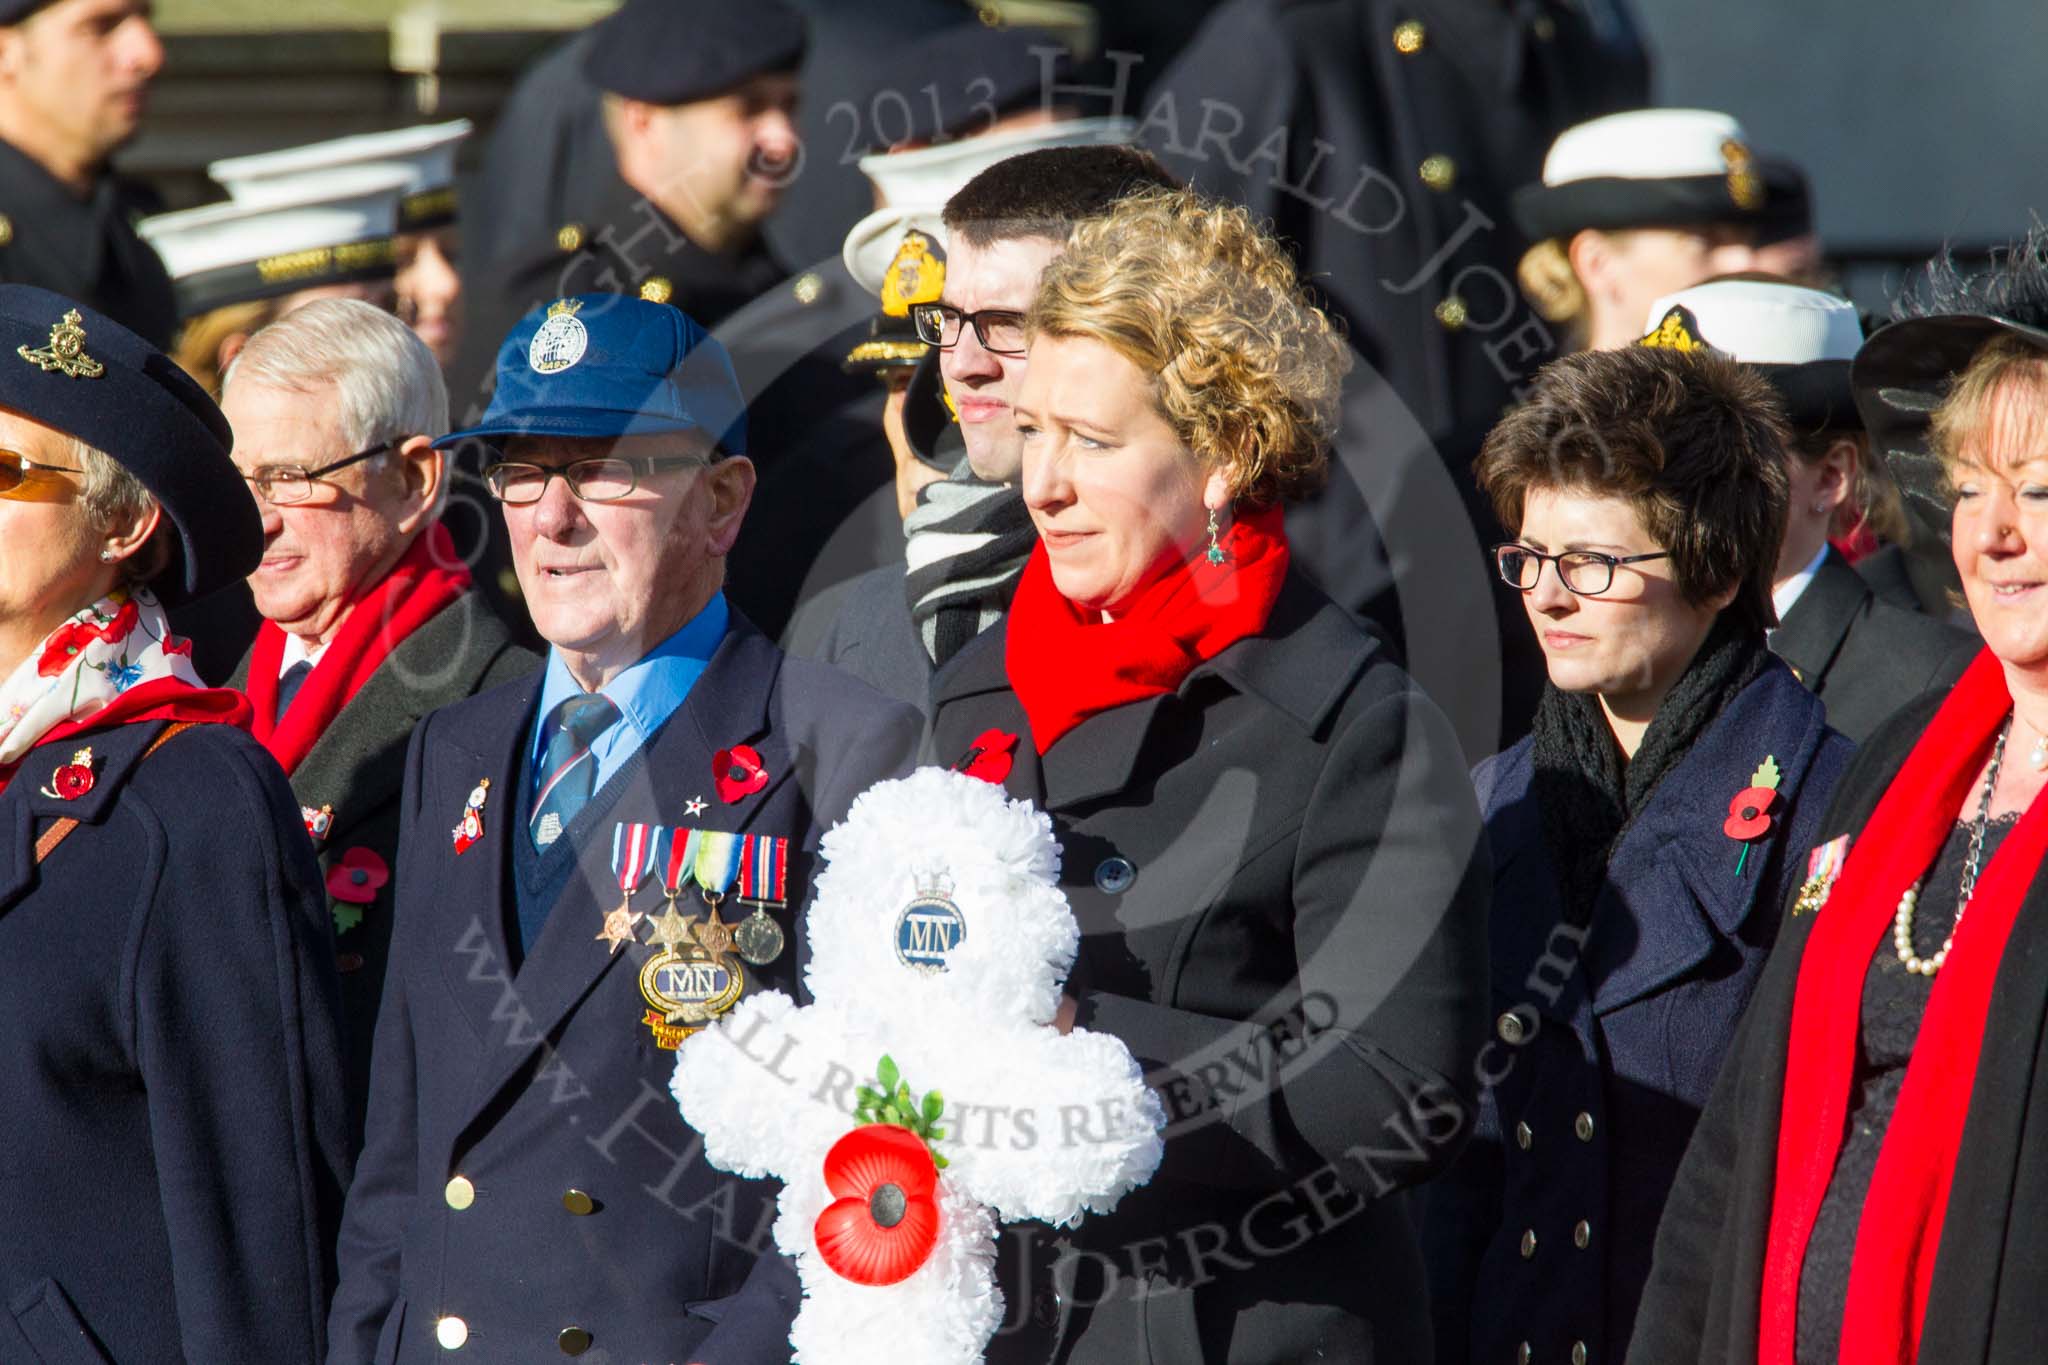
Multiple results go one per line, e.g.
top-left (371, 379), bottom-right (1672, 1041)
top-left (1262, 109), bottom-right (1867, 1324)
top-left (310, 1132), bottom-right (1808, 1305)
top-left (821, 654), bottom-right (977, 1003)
top-left (807, 561), bottom-right (938, 714)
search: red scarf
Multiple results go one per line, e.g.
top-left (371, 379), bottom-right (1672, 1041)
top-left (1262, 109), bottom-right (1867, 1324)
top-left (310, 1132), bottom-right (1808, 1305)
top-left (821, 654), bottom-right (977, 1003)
top-left (245, 523), bottom-right (472, 777)
top-left (0, 681), bottom-right (252, 794)
top-left (1004, 503), bottom-right (1290, 753)
top-left (1760, 644), bottom-right (2036, 1365)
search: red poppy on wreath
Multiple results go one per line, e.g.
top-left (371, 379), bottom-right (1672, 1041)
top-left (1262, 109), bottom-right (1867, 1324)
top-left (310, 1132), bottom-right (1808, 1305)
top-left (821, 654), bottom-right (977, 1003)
top-left (713, 744), bottom-right (770, 804)
top-left (326, 846), bottom-right (390, 905)
top-left (957, 728), bottom-right (1018, 785)
top-left (40, 747), bottom-right (95, 800)
top-left (813, 1123), bottom-right (941, 1286)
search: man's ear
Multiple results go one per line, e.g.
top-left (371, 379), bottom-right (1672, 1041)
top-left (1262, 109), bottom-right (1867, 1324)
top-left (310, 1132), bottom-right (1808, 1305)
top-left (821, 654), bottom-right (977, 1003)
top-left (1566, 228), bottom-right (1617, 305)
top-left (388, 435), bottom-right (445, 538)
top-left (703, 456), bottom-right (756, 557)
top-left (0, 26), bottom-right (28, 84)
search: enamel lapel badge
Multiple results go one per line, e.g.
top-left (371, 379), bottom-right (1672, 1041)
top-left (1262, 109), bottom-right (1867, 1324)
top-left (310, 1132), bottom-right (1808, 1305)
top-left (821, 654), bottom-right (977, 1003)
top-left (452, 779), bottom-right (489, 855)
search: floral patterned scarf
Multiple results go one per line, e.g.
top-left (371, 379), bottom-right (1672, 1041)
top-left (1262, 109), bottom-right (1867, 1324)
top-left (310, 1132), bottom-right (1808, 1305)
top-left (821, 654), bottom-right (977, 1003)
top-left (0, 588), bottom-right (242, 772)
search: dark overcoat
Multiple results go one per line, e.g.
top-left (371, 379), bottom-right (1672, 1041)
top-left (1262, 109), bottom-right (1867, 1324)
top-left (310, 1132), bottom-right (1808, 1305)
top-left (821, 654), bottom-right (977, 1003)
top-left (1421, 663), bottom-right (1851, 1365)
top-left (805, 559), bottom-right (933, 713)
top-left (1628, 667), bottom-right (2048, 1365)
top-left (1771, 546), bottom-right (1977, 743)
top-left (0, 718), bottom-right (348, 1363)
top-left (0, 138), bottom-right (177, 348)
top-left (927, 572), bottom-right (1492, 1364)
top-left (229, 590), bottom-right (538, 1147)
top-left (328, 612), bottom-right (921, 1365)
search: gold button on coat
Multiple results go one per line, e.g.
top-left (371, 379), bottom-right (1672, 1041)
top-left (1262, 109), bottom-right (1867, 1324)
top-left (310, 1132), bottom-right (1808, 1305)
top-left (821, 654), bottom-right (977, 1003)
top-left (444, 1176), bottom-right (475, 1210)
top-left (1517, 1346), bottom-right (1532, 1365)
top-left (1574, 1219), bottom-right (1591, 1249)
top-left (1495, 1009), bottom-right (1525, 1044)
top-left (1392, 19), bottom-right (1426, 53)
top-left (559, 1326), bottom-right (592, 1355)
top-left (1575, 1111), bottom-right (1596, 1141)
top-left (1419, 155), bottom-right (1457, 191)
top-left (1573, 1342), bottom-right (1589, 1365)
top-left (1436, 296), bottom-right (1469, 331)
top-left (1515, 1121), bottom-right (1533, 1150)
top-left (562, 1188), bottom-right (595, 1216)
top-left (1519, 1228), bottom-right (1537, 1259)
top-left (436, 1316), bottom-right (469, 1350)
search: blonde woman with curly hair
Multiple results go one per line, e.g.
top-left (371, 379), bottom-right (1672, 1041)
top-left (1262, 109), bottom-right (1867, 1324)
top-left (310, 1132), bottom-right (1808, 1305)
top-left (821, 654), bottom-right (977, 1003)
top-left (929, 185), bottom-right (1491, 1363)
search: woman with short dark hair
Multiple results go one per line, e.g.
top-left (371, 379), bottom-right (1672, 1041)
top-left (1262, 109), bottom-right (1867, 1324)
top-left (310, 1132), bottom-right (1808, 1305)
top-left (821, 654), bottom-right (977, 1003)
top-left (1422, 343), bottom-right (1851, 1365)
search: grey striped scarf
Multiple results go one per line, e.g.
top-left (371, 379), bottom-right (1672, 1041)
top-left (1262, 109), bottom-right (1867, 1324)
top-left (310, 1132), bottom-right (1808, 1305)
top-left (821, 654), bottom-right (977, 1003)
top-left (903, 468), bottom-right (1036, 667)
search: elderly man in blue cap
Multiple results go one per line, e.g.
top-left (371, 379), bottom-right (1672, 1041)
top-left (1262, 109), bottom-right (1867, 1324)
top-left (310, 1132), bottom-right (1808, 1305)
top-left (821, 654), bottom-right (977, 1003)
top-left (329, 294), bottom-right (920, 1364)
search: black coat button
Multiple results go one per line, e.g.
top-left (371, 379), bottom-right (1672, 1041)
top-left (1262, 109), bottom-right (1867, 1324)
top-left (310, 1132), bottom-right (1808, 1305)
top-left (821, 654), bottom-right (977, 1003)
top-left (1031, 1286), bottom-right (1062, 1329)
top-left (1093, 857), bottom-right (1136, 894)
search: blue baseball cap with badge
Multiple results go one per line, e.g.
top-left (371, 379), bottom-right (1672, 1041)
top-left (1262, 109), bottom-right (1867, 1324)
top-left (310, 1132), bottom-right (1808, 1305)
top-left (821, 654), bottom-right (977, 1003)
top-left (436, 293), bottom-right (747, 455)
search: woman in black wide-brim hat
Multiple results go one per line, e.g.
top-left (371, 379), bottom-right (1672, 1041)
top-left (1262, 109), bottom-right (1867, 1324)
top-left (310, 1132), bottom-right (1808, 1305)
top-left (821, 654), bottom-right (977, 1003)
top-left (1630, 230), bottom-right (2048, 1365)
top-left (0, 286), bottom-right (346, 1362)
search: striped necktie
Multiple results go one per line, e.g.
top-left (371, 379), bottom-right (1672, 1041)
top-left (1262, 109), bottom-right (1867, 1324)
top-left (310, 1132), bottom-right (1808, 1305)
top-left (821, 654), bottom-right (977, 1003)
top-left (529, 693), bottom-right (620, 851)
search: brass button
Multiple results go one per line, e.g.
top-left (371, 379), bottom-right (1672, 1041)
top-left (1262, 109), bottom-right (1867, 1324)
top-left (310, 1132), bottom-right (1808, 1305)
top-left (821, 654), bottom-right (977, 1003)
top-left (1572, 1343), bottom-right (1589, 1365)
top-left (0, 213), bottom-right (14, 246)
top-left (1574, 1218), bottom-right (1591, 1249)
top-left (638, 276), bottom-right (674, 305)
top-left (1495, 1009), bottom-right (1526, 1044)
top-left (1515, 1120), bottom-right (1533, 1150)
top-left (1419, 155), bottom-right (1457, 191)
top-left (1435, 296), bottom-right (1469, 331)
top-left (555, 223), bottom-right (584, 252)
top-left (436, 1316), bottom-right (469, 1350)
top-left (562, 1188), bottom-right (595, 1216)
top-left (793, 271), bottom-right (824, 305)
top-left (1520, 1227), bottom-right (1537, 1259)
top-left (558, 1326), bottom-right (592, 1356)
top-left (1517, 1346), bottom-right (1532, 1365)
top-left (1575, 1111), bottom-right (1596, 1142)
top-left (1392, 19), bottom-right (1426, 53)
top-left (1532, 14), bottom-right (1556, 41)
top-left (444, 1176), bottom-right (475, 1211)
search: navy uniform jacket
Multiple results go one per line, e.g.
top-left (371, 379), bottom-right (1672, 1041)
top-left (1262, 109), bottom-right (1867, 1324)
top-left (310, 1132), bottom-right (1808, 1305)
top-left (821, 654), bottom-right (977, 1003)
top-left (0, 719), bottom-right (348, 1363)
top-left (1771, 545), bottom-right (1978, 743)
top-left (329, 612), bottom-right (921, 1364)
top-left (929, 574), bottom-right (1491, 1365)
top-left (1420, 663), bottom-right (1851, 1365)
top-left (0, 137), bottom-right (177, 348)
top-left (229, 590), bottom-right (539, 1148)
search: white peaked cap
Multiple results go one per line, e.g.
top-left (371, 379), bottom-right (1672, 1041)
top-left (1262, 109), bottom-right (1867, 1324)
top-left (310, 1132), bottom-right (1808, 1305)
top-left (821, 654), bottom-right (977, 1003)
top-left (1643, 280), bottom-right (1861, 365)
top-left (1543, 108), bottom-right (1749, 185)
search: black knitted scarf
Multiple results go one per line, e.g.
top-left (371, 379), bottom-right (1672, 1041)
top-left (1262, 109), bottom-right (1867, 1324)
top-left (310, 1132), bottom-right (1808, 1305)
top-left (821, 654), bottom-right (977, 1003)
top-left (1529, 615), bottom-right (1774, 926)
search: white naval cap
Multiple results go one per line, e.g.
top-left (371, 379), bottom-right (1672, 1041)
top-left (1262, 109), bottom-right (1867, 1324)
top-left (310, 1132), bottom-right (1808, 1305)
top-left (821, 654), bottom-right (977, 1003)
top-left (1513, 108), bottom-right (1775, 242)
top-left (841, 115), bottom-right (1136, 297)
top-left (209, 120), bottom-right (472, 231)
top-left (138, 166), bottom-right (411, 318)
top-left (1638, 278), bottom-right (1865, 430)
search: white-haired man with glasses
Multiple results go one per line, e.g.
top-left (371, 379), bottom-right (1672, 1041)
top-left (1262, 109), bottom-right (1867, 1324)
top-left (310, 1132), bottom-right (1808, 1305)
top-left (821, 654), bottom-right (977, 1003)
top-left (219, 297), bottom-right (537, 1147)
top-left (328, 293), bottom-right (921, 1364)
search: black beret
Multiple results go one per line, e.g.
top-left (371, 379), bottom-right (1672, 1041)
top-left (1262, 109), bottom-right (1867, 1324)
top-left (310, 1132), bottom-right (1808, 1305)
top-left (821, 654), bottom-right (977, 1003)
top-left (851, 25), bottom-right (1071, 155)
top-left (583, 0), bottom-right (808, 106)
top-left (0, 286), bottom-right (258, 604)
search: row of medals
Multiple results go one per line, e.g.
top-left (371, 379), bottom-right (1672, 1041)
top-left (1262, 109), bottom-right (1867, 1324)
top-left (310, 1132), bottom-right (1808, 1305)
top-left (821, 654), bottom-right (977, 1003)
top-left (600, 877), bottom-right (783, 1049)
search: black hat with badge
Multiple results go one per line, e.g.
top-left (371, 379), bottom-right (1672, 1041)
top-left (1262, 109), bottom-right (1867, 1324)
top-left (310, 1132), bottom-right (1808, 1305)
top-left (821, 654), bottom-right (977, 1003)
top-left (1514, 108), bottom-right (1804, 244)
top-left (0, 285), bottom-right (258, 604)
top-left (583, 0), bottom-right (807, 106)
top-left (1636, 278), bottom-right (1865, 432)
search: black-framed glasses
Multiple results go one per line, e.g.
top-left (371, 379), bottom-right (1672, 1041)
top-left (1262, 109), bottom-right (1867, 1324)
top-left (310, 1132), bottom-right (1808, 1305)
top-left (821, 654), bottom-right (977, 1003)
top-left (483, 454), bottom-right (709, 505)
top-left (243, 441), bottom-right (397, 505)
top-left (909, 303), bottom-right (1028, 355)
top-left (1494, 543), bottom-right (1672, 596)
top-left (0, 448), bottom-right (85, 499)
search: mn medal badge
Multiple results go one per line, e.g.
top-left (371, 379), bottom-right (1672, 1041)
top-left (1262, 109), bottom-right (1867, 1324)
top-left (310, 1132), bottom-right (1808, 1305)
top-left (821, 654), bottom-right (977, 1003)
top-left (451, 779), bottom-right (489, 855)
top-left (637, 828), bottom-right (746, 1048)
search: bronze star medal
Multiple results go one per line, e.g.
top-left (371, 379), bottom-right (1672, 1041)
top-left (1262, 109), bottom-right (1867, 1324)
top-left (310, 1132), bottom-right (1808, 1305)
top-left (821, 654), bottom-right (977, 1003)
top-left (596, 905), bottom-right (643, 955)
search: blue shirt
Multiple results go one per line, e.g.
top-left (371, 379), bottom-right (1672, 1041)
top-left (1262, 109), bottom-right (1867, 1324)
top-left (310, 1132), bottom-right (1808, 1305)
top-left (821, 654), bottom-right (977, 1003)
top-left (528, 592), bottom-right (729, 799)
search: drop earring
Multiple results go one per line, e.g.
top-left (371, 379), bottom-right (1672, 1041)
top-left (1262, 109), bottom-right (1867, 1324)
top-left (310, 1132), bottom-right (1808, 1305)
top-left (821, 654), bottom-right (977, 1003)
top-left (1205, 506), bottom-right (1228, 565)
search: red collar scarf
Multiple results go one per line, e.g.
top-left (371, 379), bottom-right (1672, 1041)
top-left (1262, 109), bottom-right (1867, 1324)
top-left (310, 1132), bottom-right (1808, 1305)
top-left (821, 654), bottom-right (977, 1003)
top-left (1004, 502), bottom-right (1289, 754)
top-left (1760, 644), bottom-right (2031, 1365)
top-left (245, 522), bottom-right (472, 777)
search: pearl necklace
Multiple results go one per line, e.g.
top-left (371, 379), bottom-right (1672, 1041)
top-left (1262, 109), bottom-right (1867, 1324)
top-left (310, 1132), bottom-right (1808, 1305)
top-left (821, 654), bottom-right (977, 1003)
top-left (1894, 718), bottom-right (2009, 976)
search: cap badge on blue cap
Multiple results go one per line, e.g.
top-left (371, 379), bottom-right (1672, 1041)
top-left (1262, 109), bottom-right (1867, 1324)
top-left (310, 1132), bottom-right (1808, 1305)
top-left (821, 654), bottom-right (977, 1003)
top-left (529, 298), bottom-right (590, 376)
top-left (18, 310), bottom-right (105, 380)
top-left (1639, 304), bottom-right (1711, 353)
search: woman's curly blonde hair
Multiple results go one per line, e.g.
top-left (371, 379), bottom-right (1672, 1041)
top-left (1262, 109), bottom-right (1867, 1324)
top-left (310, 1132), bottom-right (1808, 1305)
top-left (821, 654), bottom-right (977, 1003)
top-left (1028, 186), bottom-right (1350, 507)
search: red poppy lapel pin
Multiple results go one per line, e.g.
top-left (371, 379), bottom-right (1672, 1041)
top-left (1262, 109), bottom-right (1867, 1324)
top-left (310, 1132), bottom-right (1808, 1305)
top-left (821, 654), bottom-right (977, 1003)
top-left (714, 744), bottom-right (770, 804)
top-left (38, 747), bottom-right (95, 800)
top-left (955, 729), bottom-right (1018, 786)
top-left (327, 847), bottom-right (390, 934)
top-left (451, 779), bottom-right (489, 855)
top-left (1724, 755), bottom-right (1783, 876)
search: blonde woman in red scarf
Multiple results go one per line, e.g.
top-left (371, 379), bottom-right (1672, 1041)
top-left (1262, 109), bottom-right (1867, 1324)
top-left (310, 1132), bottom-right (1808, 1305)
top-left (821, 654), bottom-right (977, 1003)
top-left (927, 187), bottom-right (1490, 1364)
top-left (1631, 235), bottom-right (2048, 1365)
top-left (0, 286), bottom-right (346, 1362)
